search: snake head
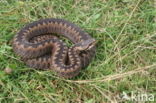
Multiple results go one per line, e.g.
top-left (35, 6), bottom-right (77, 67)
top-left (74, 39), bottom-right (96, 51)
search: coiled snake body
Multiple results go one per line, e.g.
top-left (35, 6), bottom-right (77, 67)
top-left (12, 18), bottom-right (96, 78)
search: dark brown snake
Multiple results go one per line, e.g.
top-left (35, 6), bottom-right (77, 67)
top-left (12, 18), bottom-right (96, 78)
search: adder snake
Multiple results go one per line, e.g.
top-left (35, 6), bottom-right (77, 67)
top-left (12, 18), bottom-right (96, 78)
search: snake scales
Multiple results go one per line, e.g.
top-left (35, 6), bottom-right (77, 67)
top-left (12, 18), bottom-right (96, 78)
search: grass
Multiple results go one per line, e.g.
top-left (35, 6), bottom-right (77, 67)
top-left (0, 0), bottom-right (156, 103)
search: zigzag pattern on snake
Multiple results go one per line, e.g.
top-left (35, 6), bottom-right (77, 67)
top-left (12, 18), bottom-right (96, 78)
